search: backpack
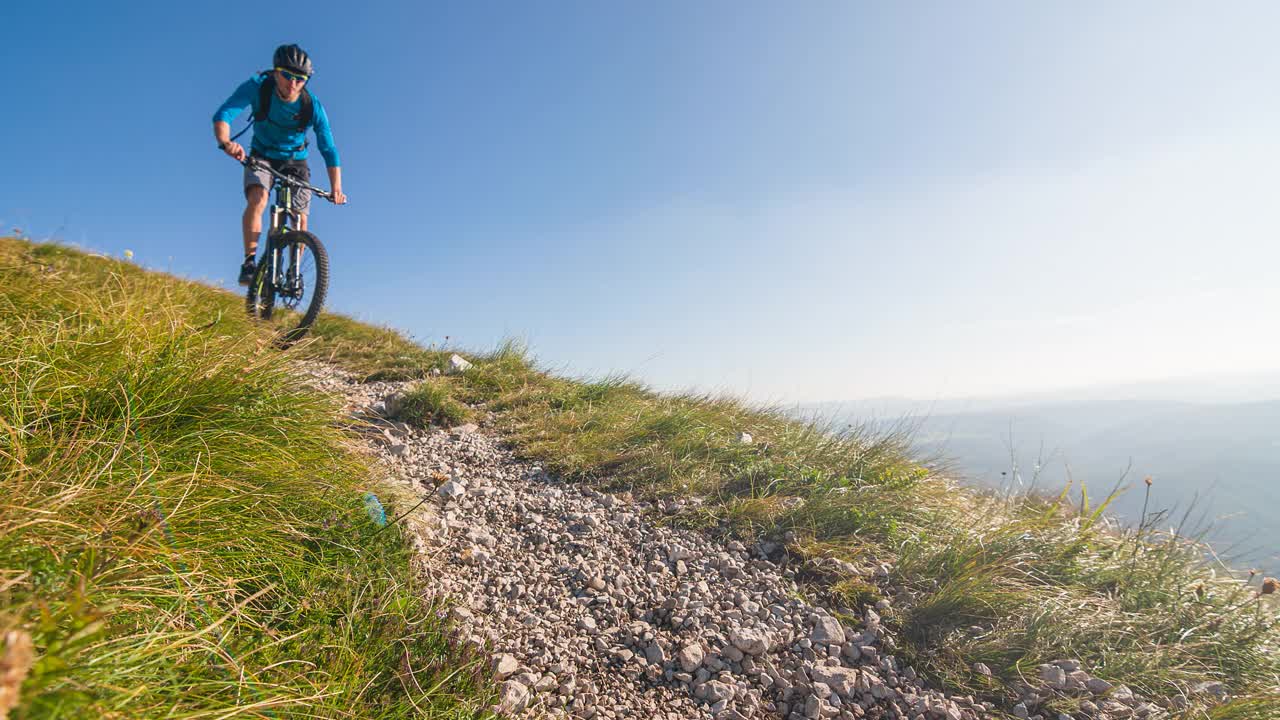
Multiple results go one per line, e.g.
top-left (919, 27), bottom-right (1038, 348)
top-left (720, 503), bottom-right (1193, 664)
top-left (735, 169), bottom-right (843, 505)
top-left (254, 70), bottom-right (313, 130)
top-left (228, 71), bottom-right (314, 153)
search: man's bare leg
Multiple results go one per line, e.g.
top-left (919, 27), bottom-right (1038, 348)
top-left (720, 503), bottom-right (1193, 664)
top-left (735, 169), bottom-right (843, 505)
top-left (294, 213), bottom-right (309, 265)
top-left (243, 185), bottom-right (269, 257)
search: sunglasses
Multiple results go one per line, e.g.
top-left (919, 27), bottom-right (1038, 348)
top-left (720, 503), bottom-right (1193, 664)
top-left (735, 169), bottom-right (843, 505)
top-left (275, 67), bottom-right (309, 83)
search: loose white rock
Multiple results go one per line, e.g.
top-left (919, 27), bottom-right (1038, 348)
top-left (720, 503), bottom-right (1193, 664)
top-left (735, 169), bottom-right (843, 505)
top-left (730, 628), bottom-right (771, 656)
top-left (437, 479), bottom-right (467, 499)
top-left (678, 643), bottom-right (705, 673)
top-left (810, 615), bottom-right (846, 645)
top-left (448, 354), bottom-right (473, 374)
top-left (496, 680), bottom-right (530, 713)
top-left (492, 653), bottom-right (520, 679)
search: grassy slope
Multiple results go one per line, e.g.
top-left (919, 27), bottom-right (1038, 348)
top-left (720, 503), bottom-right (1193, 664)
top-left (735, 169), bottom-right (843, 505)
top-left (4, 237), bottom-right (1277, 719)
top-left (0, 238), bottom-right (490, 718)
top-left (294, 263), bottom-right (1280, 717)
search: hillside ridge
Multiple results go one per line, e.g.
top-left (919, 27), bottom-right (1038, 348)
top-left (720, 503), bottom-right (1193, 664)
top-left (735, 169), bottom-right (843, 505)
top-left (314, 361), bottom-right (1003, 719)
top-left (3, 236), bottom-right (1277, 719)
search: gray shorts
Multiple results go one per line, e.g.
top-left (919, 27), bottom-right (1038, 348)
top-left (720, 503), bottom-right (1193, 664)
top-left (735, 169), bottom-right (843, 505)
top-left (244, 157), bottom-right (311, 215)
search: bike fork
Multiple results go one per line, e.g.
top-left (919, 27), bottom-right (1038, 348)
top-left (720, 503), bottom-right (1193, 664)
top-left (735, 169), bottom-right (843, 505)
top-left (289, 243), bottom-right (303, 284)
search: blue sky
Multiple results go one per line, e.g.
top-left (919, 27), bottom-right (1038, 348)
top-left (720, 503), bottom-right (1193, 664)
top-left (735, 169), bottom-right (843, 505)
top-left (4, 1), bottom-right (1279, 403)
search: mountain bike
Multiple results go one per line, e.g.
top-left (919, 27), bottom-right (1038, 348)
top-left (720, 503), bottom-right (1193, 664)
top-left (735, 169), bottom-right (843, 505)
top-left (242, 156), bottom-right (336, 345)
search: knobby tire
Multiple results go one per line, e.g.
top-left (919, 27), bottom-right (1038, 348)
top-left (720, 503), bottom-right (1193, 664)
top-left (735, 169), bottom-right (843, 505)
top-left (244, 230), bottom-right (330, 347)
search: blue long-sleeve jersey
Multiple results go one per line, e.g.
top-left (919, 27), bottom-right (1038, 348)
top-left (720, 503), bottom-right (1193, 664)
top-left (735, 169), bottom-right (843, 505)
top-left (213, 74), bottom-right (341, 168)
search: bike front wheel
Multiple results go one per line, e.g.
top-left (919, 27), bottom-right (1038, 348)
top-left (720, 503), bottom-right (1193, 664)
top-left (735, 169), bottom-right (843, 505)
top-left (245, 230), bottom-right (330, 346)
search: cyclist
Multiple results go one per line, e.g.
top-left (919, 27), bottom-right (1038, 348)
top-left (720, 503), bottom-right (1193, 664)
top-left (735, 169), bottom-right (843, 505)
top-left (212, 44), bottom-right (347, 285)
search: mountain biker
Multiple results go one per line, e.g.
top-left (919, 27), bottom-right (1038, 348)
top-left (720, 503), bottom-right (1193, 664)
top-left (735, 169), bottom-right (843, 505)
top-left (212, 44), bottom-right (347, 286)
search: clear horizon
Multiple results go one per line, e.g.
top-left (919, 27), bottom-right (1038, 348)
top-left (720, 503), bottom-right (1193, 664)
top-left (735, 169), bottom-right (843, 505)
top-left (5, 2), bottom-right (1279, 404)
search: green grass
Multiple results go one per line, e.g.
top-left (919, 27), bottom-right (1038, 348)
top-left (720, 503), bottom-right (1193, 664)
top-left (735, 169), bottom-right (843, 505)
top-left (0, 238), bottom-right (492, 718)
top-left (5, 237), bottom-right (1278, 719)
top-left (396, 379), bottom-right (473, 429)
top-left (296, 315), bottom-right (452, 382)
top-left (306, 303), bottom-right (1280, 718)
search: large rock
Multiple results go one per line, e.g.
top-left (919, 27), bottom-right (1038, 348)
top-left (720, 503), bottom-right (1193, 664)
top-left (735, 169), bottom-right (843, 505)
top-left (438, 479), bottom-right (467, 499)
top-left (1039, 664), bottom-right (1067, 689)
top-left (864, 607), bottom-right (881, 629)
top-left (809, 666), bottom-right (859, 697)
top-left (449, 423), bottom-right (480, 438)
top-left (383, 392), bottom-right (407, 418)
top-left (677, 643), bottom-right (705, 672)
top-left (810, 615), bottom-right (846, 645)
top-left (496, 680), bottom-right (530, 714)
top-left (730, 627), bottom-right (771, 656)
top-left (1087, 677), bottom-right (1114, 695)
top-left (447, 354), bottom-right (473, 375)
top-left (803, 693), bottom-right (823, 719)
top-left (1190, 681), bottom-right (1229, 700)
top-left (703, 680), bottom-right (735, 704)
top-left (644, 642), bottom-right (666, 666)
top-left (492, 653), bottom-right (519, 679)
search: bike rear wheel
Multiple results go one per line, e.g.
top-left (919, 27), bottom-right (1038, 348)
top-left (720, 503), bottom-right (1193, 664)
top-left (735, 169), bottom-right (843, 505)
top-left (244, 230), bottom-right (329, 346)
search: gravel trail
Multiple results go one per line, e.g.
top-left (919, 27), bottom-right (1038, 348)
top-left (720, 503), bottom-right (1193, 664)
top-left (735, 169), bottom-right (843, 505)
top-left (304, 363), bottom-right (1157, 720)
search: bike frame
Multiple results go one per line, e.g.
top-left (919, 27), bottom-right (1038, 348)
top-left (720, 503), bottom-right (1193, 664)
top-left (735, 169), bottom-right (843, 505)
top-left (264, 176), bottom-right (303, 299)
top-left (247, 158), bottom-right (332, 301)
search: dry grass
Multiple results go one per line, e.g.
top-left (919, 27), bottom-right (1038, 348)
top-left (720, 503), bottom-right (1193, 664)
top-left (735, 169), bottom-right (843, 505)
top-left (7, 236), bottom-right (1277, 718)
top-left (0, 237), bottom-right (493, 718)
top-left (309, 320), bottom-right (1280, 717)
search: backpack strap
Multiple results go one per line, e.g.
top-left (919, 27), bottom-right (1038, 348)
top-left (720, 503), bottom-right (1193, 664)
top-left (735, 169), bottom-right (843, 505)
top-left (297, 88), bottom-right (314, 130)
top-left (254, 70), bottom-right (312, 132)
top-left (254, 70), bottom-right (274, 123)
top-left (225, 71), bottom-right (273, 145)
top-left (246, 70), bottom-right (312, 154)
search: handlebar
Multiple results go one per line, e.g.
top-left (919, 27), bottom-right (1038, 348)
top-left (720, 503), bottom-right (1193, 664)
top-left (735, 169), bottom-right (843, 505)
top-left (241, 156), bottom-right (336, 203)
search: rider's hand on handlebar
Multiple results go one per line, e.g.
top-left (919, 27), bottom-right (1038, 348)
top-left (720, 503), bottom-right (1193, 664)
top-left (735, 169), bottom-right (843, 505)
top-left (331, 188), bottom-right (347, 205)
top-left (221, 141), bottom-right (246, 162)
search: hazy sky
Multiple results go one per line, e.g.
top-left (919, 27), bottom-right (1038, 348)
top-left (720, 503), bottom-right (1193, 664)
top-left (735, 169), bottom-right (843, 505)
top-left (3, 2), bottom-right (1278, 403)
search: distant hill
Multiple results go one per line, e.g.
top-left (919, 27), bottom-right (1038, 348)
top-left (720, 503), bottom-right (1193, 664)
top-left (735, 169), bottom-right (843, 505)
top-left (799, 386), bottom-right (1280, 575)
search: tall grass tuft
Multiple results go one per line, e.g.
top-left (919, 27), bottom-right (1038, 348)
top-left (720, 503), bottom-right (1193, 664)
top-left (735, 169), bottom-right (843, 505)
top-left (398, 379), bottom-right (473, 429)
top-left (0, 238), bottom-right (490, 718)
top-left (298, 315), bottom-right (452, 382)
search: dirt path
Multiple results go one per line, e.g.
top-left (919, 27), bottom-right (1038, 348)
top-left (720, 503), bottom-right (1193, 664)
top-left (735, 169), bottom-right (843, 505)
top-left (306, 363), bottom-right (1000, 720)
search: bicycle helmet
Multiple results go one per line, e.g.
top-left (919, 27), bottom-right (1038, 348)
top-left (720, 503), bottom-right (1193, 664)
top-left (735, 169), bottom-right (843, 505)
top-left (273, 44), bottom-right (313, 76)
